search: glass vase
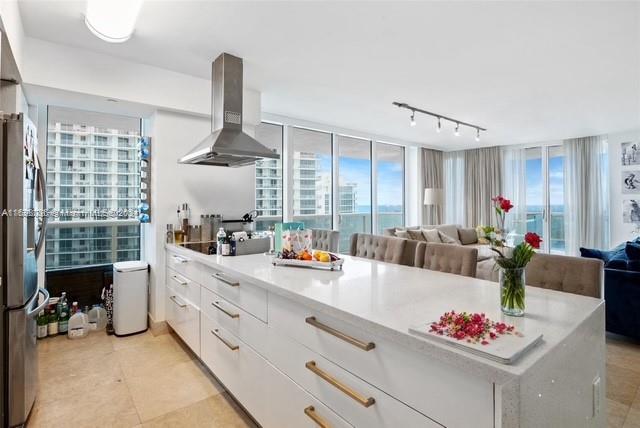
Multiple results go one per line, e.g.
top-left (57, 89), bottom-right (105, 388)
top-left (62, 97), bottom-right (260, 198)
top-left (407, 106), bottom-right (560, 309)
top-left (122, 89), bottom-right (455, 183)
top-left (499, 267), bottom-right (525, 317)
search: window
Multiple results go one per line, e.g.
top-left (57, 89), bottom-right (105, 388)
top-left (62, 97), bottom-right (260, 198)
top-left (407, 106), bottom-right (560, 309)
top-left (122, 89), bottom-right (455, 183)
top-left (337, 135), bottom-right (371, 251)
top-left (254, 122), bottom-right (283, 231)
top-left (291, 127), bottom-right (332, 229)
top-left (45, 106), bottom-right (141, 270)
top-left (376, 143), bottom-right (404, 234)
top-left (524, 145), bottom-right (565, 254)
top-left (118, 137), bottom-right (130, 147)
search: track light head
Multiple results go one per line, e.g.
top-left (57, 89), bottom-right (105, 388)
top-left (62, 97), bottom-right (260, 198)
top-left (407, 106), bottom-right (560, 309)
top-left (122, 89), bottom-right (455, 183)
top-left (454, 122), bottom-right (460, 136)
top-left (475, 128), bottom-right (481, 142)
top-left (410, 111), bottom-right (416, 127)
top-left (436, 117), bottom-right (441, 133)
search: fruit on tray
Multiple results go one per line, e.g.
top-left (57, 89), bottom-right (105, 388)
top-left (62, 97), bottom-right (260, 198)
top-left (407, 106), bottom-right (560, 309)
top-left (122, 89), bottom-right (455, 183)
top-left (279, 249), bottom-right (339, 263)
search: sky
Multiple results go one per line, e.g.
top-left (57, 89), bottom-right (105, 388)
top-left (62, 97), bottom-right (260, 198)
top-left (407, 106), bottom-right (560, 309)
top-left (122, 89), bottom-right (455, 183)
top-left (526, 156), bottom-right (564, 208)
top-left (338, 157), bottom-right (403, 210)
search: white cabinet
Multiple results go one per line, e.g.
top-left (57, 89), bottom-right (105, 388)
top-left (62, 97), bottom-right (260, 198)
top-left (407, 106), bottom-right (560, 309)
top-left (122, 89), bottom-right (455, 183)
top-left (200, 312), bottom-right (268, 424)
top-left (200, 264), bottom-right (268, 322)
top-left (166, 267), bottom-right (201, 309)
top-left (165, 286), bottom-right (200, 357)
top-left (269, 293), bottom-right (494, 428)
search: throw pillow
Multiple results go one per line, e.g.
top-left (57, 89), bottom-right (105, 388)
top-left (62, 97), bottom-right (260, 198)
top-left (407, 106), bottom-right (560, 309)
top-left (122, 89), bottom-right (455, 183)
top-left (406, 229), bottom-right (427, 241)
top-left (395, 230), bottom-right (409, 239)
top-left (421, 228), bottom-right (442, 243)
top-left (625, 241), bottom-right (640, 260)
top-left (458, 228), bottom-right (478, 245)
top-left (605, 249), bottom-right (629, 270)
top-left (438, 230), bottom-right (461, 245)
top-left (579, 247), bottom-right (613, 263)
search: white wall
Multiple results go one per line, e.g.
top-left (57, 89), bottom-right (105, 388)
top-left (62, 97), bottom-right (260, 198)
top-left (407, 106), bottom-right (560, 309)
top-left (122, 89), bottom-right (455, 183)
top-left (608, 129), bottom-right (640, 247)
top-left (144, 109), bottom-right (255, 322)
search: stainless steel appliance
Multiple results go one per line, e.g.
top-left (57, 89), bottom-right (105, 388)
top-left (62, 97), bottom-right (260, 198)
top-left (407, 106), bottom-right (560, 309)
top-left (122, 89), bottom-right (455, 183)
top-left (178, 52), bottom-right (280, 167)
top-left (1, 113), bottom-right (49, 427)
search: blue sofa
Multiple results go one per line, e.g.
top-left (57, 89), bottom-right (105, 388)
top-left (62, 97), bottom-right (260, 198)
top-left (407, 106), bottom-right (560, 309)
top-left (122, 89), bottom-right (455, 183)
top-left (581, 238), bottom-right (640, 341)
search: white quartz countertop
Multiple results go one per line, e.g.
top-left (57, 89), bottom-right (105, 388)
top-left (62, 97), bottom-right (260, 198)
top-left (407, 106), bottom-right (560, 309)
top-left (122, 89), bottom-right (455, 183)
top-left (166, 244), bottom-right (604, 384)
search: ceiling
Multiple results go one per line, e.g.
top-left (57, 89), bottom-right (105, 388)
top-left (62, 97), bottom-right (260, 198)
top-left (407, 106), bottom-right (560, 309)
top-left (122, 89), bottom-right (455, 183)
top-left (16, 0), bottom-right (640, 150)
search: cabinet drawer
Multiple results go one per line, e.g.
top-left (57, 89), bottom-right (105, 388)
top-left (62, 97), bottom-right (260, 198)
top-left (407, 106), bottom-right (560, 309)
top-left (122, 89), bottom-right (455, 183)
top-left (200, 314), bottom-right (267, 424)
top-left (166, 267), bottom-right (200, 309)
top-left (165, 289), bottom-right (200, 357)
top-left (201, 265), bottom-right (267, 322)
top-left (267, 328), bottom-right (439, 428)
top-left (166, 250), bottom-right (202, 283)
top-left (265, 358), bottom-right (353, 428)
top-left (201, 286), bottom-right (267, 355)
top-left (269, 294), bottom-right (494, 428)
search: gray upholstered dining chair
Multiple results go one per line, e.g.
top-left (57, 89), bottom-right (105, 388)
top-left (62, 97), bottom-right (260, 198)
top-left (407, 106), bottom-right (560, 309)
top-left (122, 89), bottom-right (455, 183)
top-left (349, 233), bottom-right (407, 265)
top-left (312, 229), bottom-right (340, 253)
top-left (414, 242), bottom-right (478, 278)
top-left (525, 253), bottom-right (603, 299)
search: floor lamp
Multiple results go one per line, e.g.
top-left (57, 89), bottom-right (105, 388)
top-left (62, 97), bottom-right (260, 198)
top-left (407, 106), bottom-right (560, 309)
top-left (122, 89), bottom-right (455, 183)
top-left (424, 188), bottom-right (443, 225)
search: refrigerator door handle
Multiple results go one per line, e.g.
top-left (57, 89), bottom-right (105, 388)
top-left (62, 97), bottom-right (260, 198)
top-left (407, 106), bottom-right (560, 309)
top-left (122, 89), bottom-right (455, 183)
top-left (34, 157), bottom-right (47, 258)
top-left (26, 288), bottom-right (50, 318)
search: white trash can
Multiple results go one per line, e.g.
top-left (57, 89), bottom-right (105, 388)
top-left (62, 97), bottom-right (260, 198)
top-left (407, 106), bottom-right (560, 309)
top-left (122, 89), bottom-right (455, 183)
top-left (113, 261), bottom-right (149, 336)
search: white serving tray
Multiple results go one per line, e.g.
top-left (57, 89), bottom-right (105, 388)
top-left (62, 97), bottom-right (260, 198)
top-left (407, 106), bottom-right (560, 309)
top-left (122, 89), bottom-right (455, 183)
top-left (409, 322), bottom-right (543, 365)
top-left (272, 257), bottom-right (344, 271)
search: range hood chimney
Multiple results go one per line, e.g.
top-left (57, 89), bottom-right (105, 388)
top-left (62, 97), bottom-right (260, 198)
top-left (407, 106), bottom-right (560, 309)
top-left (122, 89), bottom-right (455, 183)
top-left (178, 53), bottom-right (279, 167)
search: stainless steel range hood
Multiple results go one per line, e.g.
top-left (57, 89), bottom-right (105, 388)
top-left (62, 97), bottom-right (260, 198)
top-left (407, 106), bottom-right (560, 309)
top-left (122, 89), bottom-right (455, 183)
top-left (178, 53), bottom-right (279, 167)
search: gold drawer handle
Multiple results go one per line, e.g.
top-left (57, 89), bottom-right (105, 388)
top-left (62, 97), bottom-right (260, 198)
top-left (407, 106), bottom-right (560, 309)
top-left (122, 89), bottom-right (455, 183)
top-left (210, 329), bottom-right (239, 351)
top-left (304, 406), bottom-right (331, 428)
top-left (305, 316), bottom-right (375, 351)
top-left (213, 272), bottom-right (240, 287)
top-left (212, 300), bottom-right (240, 319)
top-left (305, 361), bottom-right (375, 408)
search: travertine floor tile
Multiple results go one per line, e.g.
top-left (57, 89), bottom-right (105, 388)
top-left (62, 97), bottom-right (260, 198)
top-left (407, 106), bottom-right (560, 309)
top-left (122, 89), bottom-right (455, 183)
top-left (624, 408), bottom-right (640, 428)
top-left (609, 399), bottom-right (630, 428)
top-left (111, 330), bottom-right (158, 351)
top-left (115, 333), bottom-right (194, 379)
top-left (608, 364), bottom-right (640, 406)
top-left (37, 351), bottom-right (124, 405)
top-left (608, 340), bottom-right (640, 375)
top-left (29, 381), bottom-right (139, 428)
top-left (126, 359), bottom-right (224, 422)
top-left (38, 332), bottom-right (114, 367)
top-left (142, 393), bottom-right (257, 428)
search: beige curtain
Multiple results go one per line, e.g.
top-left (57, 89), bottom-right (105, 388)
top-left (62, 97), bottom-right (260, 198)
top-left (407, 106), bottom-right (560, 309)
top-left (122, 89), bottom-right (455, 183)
top-left (422, 148), bottom-right (443, 224)
top-left (464, 146), bottom-right (502, 227)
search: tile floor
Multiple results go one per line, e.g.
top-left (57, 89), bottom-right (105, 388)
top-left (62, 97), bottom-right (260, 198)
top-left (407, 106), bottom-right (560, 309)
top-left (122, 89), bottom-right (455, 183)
top-left (28, 329), bottom-right (257, 428)
top-left (26, 329), bottom-right (640, 428)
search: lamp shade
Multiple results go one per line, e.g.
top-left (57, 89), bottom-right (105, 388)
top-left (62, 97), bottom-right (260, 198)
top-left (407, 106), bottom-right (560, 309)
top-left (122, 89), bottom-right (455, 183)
top-left (423, 188), bottom-right (444, 206)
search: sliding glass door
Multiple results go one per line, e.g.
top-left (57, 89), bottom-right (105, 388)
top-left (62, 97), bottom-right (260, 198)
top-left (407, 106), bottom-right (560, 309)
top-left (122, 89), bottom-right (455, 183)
top-left (337, 135), bottom-right (371, 251)
top-left (524, 145), bottom-right (565, 254)
top-left (376, 142), bottom-right (404, 234)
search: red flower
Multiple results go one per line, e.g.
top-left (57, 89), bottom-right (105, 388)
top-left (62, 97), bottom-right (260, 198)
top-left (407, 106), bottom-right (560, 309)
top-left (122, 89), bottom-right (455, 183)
top-left (499, 199), bottom-right (514, 213)
top-left (491, 195), bottom-right (504, 203)
top-left (524, 232), bottom-right (542, 249)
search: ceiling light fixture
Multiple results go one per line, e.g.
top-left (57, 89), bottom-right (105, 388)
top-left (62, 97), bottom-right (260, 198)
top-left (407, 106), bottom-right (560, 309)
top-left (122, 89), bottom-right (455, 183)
top-left (392, 102), bottom-right (487, 139)
top-left (85, 0), bottom-right (144, 43)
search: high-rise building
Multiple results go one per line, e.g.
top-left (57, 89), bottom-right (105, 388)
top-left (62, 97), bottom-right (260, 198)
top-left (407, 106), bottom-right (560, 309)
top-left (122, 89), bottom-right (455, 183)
top-left (45, 110), bottom-right (141, 270)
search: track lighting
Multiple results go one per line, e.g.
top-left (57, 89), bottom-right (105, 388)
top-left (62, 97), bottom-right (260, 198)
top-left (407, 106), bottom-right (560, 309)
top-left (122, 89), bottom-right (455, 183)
top-left (392, 102), bottom-right (487, 137)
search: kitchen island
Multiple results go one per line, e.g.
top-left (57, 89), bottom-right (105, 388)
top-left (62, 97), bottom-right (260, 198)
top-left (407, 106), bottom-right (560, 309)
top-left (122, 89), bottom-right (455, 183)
top-left (164, 243), bottom-right (605, 428)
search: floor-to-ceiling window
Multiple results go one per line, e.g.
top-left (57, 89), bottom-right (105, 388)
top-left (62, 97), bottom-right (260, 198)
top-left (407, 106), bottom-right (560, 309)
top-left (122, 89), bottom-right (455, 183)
top-left (291, 127), bottom-right (333, 229)
top-left (45, 107), bottom-right (141, 270)
top-left (337, 135), bottom-right (372, 251)
top-left (254, 122), bottom-right (283, 231)
top-left (375, 142), bottom-right (404, 234)
top-left (524, 145), bottom-right (565, 254)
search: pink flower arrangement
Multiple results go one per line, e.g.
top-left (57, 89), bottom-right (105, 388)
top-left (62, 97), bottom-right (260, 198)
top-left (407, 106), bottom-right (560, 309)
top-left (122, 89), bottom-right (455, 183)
top-left (429, 310), bottom-right (521, 345)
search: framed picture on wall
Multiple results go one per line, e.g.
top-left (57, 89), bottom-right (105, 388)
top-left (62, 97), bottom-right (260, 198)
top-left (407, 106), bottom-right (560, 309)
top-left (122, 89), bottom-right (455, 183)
top-left (622, 199), bottom-right (640, 223)
top-left (622, 171), bottom-right (640, 194)
top-left (621, 142), bottom-right (639, 166)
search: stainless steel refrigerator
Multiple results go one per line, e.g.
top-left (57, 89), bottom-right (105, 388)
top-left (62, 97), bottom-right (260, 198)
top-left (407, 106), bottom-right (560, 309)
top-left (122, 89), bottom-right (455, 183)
top-left (1, 113), bottom-right (49, 427)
